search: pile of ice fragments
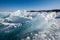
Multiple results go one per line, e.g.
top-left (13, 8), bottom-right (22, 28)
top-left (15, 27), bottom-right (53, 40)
top-left (0, 10), bottom-right (60, 40)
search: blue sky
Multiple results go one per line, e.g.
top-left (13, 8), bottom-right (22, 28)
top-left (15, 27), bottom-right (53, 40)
top-left (0, 0), bottom-right (60, 11)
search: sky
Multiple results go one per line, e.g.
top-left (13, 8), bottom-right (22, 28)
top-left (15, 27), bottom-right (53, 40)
top-left (0, 0), bottom-right (60, 11)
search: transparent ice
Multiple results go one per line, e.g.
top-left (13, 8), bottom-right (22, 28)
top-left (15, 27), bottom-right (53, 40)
top-left (0, 10), bottom-right (60, 40)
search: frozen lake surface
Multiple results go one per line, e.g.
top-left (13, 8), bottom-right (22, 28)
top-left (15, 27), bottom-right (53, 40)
top-left (0, 10), bottom-right (60, 40)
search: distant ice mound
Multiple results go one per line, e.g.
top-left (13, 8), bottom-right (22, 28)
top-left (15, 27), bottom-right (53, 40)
top-left (0, 10), bottom-right (56, 40)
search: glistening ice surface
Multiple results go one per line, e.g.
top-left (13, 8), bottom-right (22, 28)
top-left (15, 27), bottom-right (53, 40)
top-left (0, 10), bottom-right (60, 40)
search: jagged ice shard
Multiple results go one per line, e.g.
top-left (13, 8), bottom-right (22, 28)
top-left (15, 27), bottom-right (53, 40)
top-left (0, 10), bottom-right (57, 40)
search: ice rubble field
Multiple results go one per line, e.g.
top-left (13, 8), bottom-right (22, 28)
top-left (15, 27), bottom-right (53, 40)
top-left (0, 10), bottom-right (60, 40)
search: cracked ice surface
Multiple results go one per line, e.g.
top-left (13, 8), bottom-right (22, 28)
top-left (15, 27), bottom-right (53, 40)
top-left (0, 10), bottom-right (60, 40)
top-left (21, 19), bottom-right (60, 40)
